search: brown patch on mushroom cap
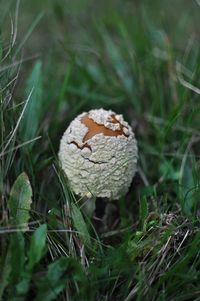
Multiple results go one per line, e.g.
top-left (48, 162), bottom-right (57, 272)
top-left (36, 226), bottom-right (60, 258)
top-left (81, 114), bottom-right (128, 143)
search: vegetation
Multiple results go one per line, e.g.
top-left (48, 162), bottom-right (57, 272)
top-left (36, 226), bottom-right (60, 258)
top-left (0, 1), bottom-right (200, 300)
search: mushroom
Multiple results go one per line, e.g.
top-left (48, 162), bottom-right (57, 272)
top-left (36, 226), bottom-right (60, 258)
top-left (59, 108), bottom-right (138, 200)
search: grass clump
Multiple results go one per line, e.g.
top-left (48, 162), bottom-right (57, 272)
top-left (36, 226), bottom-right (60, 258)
top-left (0, 1), bottom-right (200, 300)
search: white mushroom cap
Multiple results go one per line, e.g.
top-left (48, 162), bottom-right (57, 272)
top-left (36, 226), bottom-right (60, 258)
top-left (59, 108), bottom-right (138, 200)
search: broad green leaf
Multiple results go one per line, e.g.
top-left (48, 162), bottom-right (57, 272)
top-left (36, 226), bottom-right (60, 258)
top-left (8, 172), bottom-right (32, 228)
top-left (0, 230), bottom-right (25, 299)
top-left (34, 257), bottom-right (69, 301)
top-left (14, 225), bottom-right (47, 299)
top-left (27, 224), bottom-right (47, 270)
top-left (71, 202), bottom-right (91, 248)
top-left (0, 247), bottom-right (12, 299)
top-left (6, 233), bottom-right (26, 301)
top-left (9, 233), bottom-right (25, 285)
top-left (15, 274), bottom-right (31, 299)
top-left (35, 257), bottom-right (85, 301)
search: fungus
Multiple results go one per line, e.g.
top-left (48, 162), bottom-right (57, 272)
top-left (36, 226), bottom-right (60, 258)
top-left (59, 108), bottom-right (138, 200)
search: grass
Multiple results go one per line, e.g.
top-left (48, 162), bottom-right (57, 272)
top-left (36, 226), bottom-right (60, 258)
top-left (0, 0), bottom-right (200, 300)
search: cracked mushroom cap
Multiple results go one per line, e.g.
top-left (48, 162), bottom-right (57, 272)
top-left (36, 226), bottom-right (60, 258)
top-left (59, 108), bottom-right (138, 200)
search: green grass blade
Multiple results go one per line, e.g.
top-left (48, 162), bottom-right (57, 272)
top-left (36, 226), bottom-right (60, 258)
top-left (71, 202), bottom-right (91, 248)
top-left (20, 61), bottom-right (43, 146)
